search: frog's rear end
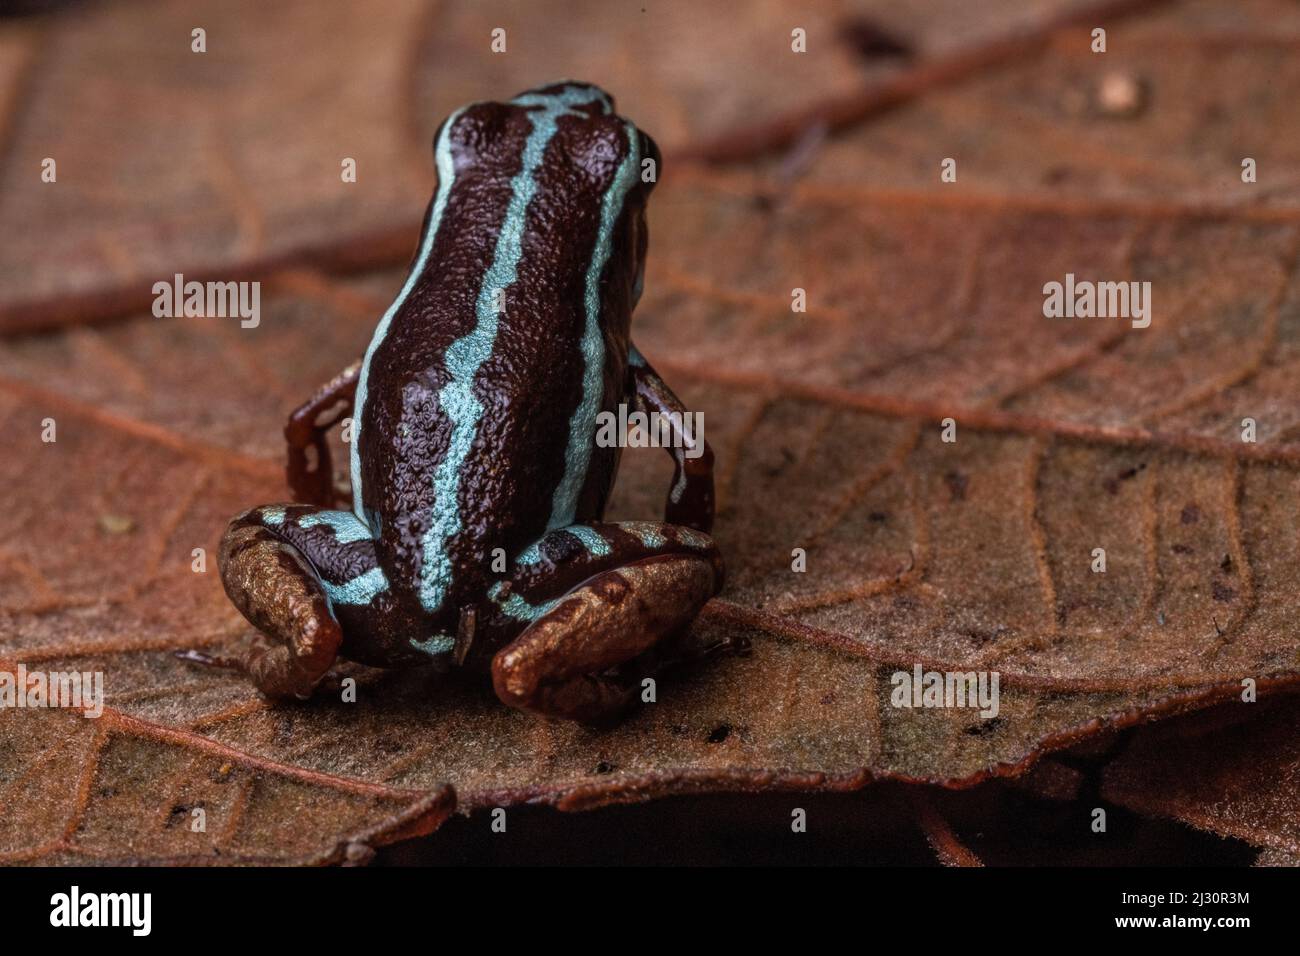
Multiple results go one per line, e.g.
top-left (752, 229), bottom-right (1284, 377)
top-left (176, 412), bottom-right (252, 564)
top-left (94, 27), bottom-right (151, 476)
top-left (350, 82), bottom-right (661, 623)
top-left (208, 82), bottom-right (737, 723)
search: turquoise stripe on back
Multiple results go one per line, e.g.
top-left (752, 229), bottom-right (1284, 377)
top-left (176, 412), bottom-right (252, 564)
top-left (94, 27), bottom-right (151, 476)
top-left (350, 107), bottom-right (467, 523)
top-left (546, 119), bottom-right (641, 531)
top-left (416, 85), bottom-right (614, 614)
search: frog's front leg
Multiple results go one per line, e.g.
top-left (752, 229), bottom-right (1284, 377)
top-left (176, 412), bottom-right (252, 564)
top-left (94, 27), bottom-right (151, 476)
top-left (489, 522), bottom-right (731, 724)
top-left (284, 360), bottom-right (360, 507)
top-left (629, 345), bottom-right (715, 532)
top-left (214, 504), bottom-right (388, 698)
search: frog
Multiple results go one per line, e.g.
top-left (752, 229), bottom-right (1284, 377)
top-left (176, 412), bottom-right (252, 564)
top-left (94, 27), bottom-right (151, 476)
top-left (198, 82), bottom-right (742, 724)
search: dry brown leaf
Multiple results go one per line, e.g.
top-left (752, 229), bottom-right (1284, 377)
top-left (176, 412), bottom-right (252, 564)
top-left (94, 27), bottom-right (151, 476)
top-left (792, 1), bottom-right (1300, 213)
top-left (2, 0), bottom-right (1298, 863)
top-left (1, 0), bottom-right (1151, 333)
top-left (1102, 696), bottom-right (1300, 856)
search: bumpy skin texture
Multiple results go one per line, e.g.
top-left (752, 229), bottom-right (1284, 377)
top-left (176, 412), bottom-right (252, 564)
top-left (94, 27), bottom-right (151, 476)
top-left (211, 82), bottom-right (736, 721)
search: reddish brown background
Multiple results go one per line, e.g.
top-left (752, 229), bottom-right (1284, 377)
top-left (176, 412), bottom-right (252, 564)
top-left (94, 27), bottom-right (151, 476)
top-left (1, 0), bottom-right (1299, 864)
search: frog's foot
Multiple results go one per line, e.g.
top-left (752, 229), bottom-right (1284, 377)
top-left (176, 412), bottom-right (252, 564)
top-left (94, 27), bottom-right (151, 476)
top-left (217, 514), bottom-right (342, 700)
top-left (491, 553), bottom-right (718, 724)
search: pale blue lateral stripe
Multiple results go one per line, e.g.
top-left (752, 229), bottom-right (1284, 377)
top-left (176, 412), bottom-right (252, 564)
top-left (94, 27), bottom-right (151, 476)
top-left (298, 510), bottom-right (373, 543)
top-left (488, 581), bottom-right (557, 622)
top-left (350, 107), bottom-right (468, 522)
top-left (677, 527), bottom-right (711, 549)
top-left (565, 525), bottom-right (612, 557)
top-left (257, 505), bottom-right (287, 526)
top-left (417, 85), bottom-right (613, 614)
top-left (410, 634), bottom-right (455, 657)
top-left (546, 119), bottom-right (641, 531)
top-left (622, 521), bottom-right (666, 550)
top-left (250, 505), bottom-right (384, 605)
top-left (516, 539), bottom-right (544, 566)
top-left (670, 469), bottom-right (688, 504)
top-left (321, 566), bottom-right (388, 606)
top-left (517, 524), bottom-right (612, 567)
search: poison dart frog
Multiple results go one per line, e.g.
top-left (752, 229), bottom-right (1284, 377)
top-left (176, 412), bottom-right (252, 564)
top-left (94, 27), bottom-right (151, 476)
top-left (201, 82), bottom-right (740, 723)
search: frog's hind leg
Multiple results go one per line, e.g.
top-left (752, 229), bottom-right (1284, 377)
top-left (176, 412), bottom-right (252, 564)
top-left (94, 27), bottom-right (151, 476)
top-left (489, 522), bottom-right (733, 724)
top-left (492, 554), bottom-right (716, 724)
top-left (213, 505), bottom-right (375, 699)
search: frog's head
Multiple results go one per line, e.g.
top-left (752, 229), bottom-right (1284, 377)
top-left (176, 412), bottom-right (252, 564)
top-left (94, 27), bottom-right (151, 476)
top-left (437, 82), bottom-right (661, 315)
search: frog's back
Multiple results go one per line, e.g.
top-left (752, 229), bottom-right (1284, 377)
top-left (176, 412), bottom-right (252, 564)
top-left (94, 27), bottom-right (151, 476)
top-left (349, 83), bottom-right (657, 620)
